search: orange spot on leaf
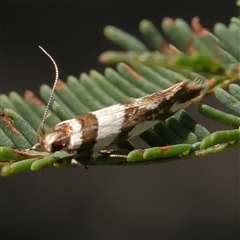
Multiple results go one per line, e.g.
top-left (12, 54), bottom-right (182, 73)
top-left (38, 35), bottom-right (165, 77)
top-left (165, 18), bottom-right (174, 26)
top-left (55, 159), bottom-right (63, 164)
top-left (186, 38), bottom-right (196, 54)
top-left (160, 146), bottom-right (170, 154)
top-left (236, 65), bottom-right (240, 74)
top-left (169, 44), bottom-right (181, 54)
top-left (160, 41), bottom-right (170, 55)
top-left (56, 80), bottom-right (65, 90)
top-left (139, 149), bottom-right (146, 153)
top-left (25, 91), bottom-right (43, 107)
top-left (191, 17), bottom-right (209, 37)
top-left (205, 77), bottom-right (216, 87)
top-left (124, 64), bottom-right (143, 81)
top-left (0, 113), bottom-right (20, 134)
top-left (41, 163), bottom-right (49, 169)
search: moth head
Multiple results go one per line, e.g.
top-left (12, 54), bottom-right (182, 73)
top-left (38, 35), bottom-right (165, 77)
top-left (39, 122), bottom-right (72, 153)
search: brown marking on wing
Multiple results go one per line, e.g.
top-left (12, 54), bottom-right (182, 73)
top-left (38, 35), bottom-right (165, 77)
top-left (76, 113), bottom-right (98, 155)
top-left (148, 80), bottom-right (202, 121)
top-left (115, 103), bottom-right (149, 142)
top-left (115, 81), bottom-right (201, 142)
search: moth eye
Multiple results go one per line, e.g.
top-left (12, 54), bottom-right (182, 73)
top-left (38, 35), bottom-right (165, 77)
top-left (51, 141), bottom-right (65, 152)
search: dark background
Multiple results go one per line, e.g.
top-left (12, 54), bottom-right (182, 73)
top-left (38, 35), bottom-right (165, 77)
top-left (1, 0), bottom-right (239, 239)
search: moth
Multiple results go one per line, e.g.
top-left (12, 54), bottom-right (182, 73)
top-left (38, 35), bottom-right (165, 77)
top-left (35, 47), bottom-right (202, 160)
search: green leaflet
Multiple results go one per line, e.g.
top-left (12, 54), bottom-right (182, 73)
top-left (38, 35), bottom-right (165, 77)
top-left (30, 152), bottom-right (72, 171)
top-left (90, 70), bottom-right (130, 103)
top-left (229, 84), bottom-right (240, 101)
top-left (24, 91), bottom-right (60, 129)
top-left (52, 101), bottom-right (70, 121)
top-left (40, 84), bottom-right (76, 118)
top-left (0, 111), bottom-right (33, 149)
top-left (67, 76), bottom-right (104, 111)
top-left (215, 87), bottom-right (240, 116)
top-left (198, 84), bottom-right (240, 129)
top-left (4, 108), bottom-right (37, 146)
top-left (132, 63), bottom-right (172, 89)
top-left (139, 19), bottom-right (164, 50)
top-left (104, 68), bottom-right (146, 98)
top-left (8, 92), bottom-right (42, 131)
top-left (54, 80), bottom-right (90, 115)
top-left (214, 22), bottom-right (240, 61)
top-left (80, 73), bottom-right (117, 106)
top-left (127, 144), bottom-right (192, 162)
top-left (174, 110), bottom-right (210, 140)
top-left (1, 151), bottom-right (72, 176)
top-left (0, 130), bottom-right (15, 149)
top-left (117, 63), bottom-right (161, 94)
top-left (200, 129), bottom-right (240, 149)
top-left (104, 26), bottom-right (147, 51)
top-left (0, 147), bottom-right (29, 162)
top-left (5, 158), bottom-right (37, 176)
top-left (197, 104), bottom-right (240, 128)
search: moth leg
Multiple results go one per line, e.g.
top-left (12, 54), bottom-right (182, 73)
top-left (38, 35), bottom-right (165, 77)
top-left (99, 149), bottom-right (128, 158)
top-left (99, 149), bottom-right (113, 154)
top-left (109, 154), bottom-right (128, 158)
top-left (25, 143), bottom-right (41, 151)
top-left (71, 159), bottom-right (88, 169)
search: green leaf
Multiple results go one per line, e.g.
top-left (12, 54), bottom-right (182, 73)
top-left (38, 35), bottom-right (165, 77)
top-left (200, 129), bottom-right (240, 149)
top-left (104, 26), bottom-right (148, 51)
top-left (139, 19), bottom-right (164, 50)
top-left (128, 144), bottom-right (193, 162)
top-left (214, 23), bottom-right (240, 61)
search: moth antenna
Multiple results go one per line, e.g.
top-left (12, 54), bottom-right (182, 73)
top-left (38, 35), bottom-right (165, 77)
top-left (38, 46), bottom-right (59, 136)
